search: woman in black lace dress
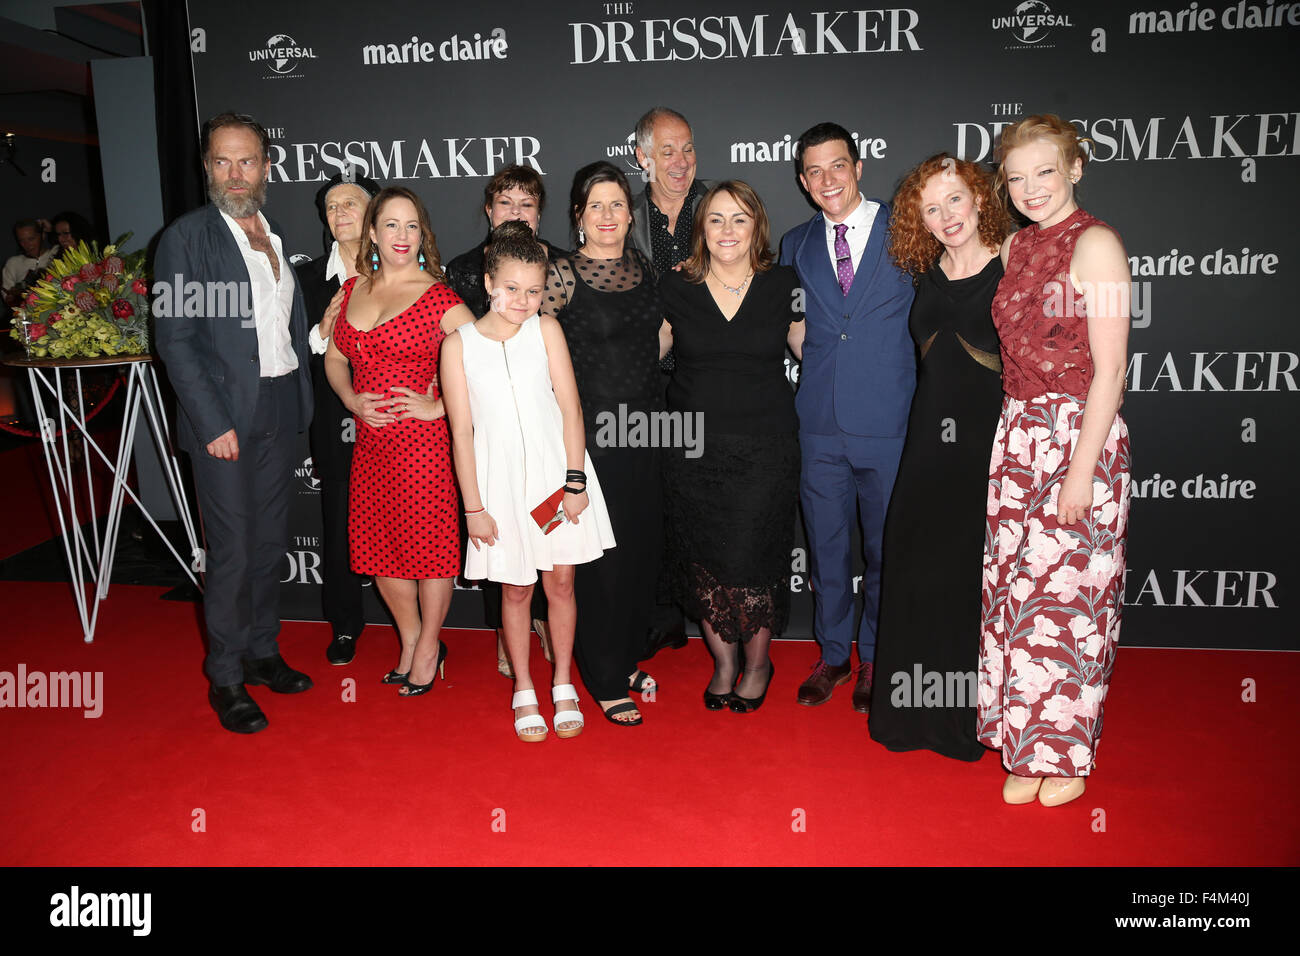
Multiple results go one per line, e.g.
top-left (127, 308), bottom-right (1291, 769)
top-left (540, 161), bottom-right (667, 725)
top-left (660, 181), bottom-right (805, 712)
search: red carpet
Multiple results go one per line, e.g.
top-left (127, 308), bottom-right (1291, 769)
top-left (1, 579), bottom-right (1296, 866)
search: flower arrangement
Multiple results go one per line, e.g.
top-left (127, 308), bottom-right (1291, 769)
top-left (9, 235), bottom-right (150, 359)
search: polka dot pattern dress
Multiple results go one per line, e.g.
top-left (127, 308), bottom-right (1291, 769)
top-left (332, 276), bottom-right (462, 579)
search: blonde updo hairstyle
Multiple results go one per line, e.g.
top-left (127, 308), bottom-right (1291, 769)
top-left (993, 113), bottom-right (1090, 201)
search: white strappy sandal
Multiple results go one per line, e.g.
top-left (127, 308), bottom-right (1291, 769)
top-left (512, 689), bottom-right (548, 743)
top-left (551, 683), bottom-right (585, 739)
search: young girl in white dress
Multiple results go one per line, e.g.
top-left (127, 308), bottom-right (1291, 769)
top-left (441, 221), bottom-right (615, 742)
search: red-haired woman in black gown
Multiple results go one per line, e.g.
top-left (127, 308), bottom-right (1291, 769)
top-left (868, 154), bottom-right (1010, 760)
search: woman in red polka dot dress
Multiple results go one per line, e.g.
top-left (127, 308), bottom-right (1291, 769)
top-left (326, 187), bottom-right (475, 694)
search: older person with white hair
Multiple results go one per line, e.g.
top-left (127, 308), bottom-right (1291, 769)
top-left (294, 168), bottom-right (381, 666)
top-left (630, 107), bottom-right (715, 276)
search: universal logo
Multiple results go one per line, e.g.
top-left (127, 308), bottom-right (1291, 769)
top-left (991, 1), bottom-right (1074, 49)
top-left (249, 33), bottom-right (317, 78)
top-left (295, 456), bottom-right (321, 492)
top-left (605, 132), bottom-right (642, 175)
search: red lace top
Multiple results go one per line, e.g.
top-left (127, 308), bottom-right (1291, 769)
top-left (992, 207), bottom-right (1105, 401)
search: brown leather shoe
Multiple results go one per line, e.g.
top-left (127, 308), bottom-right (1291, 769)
top-left (852, 662), bottom-right (873, 714)
top-left (797, 660), bottom-right (853, 706)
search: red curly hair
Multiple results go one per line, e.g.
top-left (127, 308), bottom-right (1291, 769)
top-left (888, 154), bottom-right (1010, 277)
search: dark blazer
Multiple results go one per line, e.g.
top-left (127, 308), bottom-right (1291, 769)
top-left (779, 199), bottom-right (916, 438)
top-left (294, 254), bottom-right (354, 481)
top-left (153, 203), bottom-right (313, 454)
top-left (628, 178), bottom-right (715, 259)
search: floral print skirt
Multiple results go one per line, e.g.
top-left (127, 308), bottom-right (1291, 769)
top-left (977, 393), bottom-right (1131, 777)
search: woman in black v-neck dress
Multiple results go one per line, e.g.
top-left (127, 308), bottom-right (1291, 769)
top-left (867, 154), bottom-right (1010, 760)
top-left (660, 181), bottom-right (804, 712)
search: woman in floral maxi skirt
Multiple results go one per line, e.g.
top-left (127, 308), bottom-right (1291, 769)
top-left (978, 115), bottom-right (1133, 808)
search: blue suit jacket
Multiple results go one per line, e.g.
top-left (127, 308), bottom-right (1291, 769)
top-left (153, 204), bottom-right (313, 454)
top-left (779, 200), bottom-right (916, 438)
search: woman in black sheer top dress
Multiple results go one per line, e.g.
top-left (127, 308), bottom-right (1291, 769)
top-left (541, 161), bottom-right (666, 726)
top-left (868, 154), bottom-right (1010, 760)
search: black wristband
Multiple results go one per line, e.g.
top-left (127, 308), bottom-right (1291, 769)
top-left (563, 485), bottom-right (586, 495)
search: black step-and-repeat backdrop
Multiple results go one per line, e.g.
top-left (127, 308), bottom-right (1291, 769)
top-left (186, 0), bottom-right (1298, 650)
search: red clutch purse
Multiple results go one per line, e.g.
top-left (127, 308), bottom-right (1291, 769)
top-left (530, 487), bottom-right (566, 534)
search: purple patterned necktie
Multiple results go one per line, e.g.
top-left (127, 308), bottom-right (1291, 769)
top-left (834, 222), bottom-right (853, 296)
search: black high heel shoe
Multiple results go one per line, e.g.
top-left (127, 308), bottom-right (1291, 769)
top-left (703, 669), bottom-right (737, 710)
top-left (400, 641), bottom-right (448, 697)
top-left (728, 662), bottom-right (774, 713)
top-left (703, 689), bottom-right (735, 710)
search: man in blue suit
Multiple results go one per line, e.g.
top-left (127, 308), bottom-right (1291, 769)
top-left (779, 122), bottom-right (916, 713)
top-left (154, 113), bottom-right (314, 733)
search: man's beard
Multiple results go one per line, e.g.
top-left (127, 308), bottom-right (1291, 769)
top-left (208, 177), bottom-right (266, 219)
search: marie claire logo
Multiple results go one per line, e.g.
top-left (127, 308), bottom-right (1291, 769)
top-left (606, 132), bottom-right (642, 174)
top-left (1129, 247), bottom-right (1278, 276)
top-left (1131, 472), bottom-right (1257, 500)
top-left (992, 1), bottom-right (1074, 47)
top-left (249, 34), bottom-right (317, 77)
top-left (1129, 4), bottom-right (1300, 33)
top-left (295, 456), bottom-right (320, 492)
top-left (361, 28), bottom-right (508, 65)
top-left (570, 10), bottom-right (921, 64)
top-left (731, 130), bottom-right (888, 164)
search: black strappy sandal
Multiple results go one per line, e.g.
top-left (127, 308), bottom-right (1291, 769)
top-left (600, 700), bottom-right (643, 726)
top-left (628, 670), bottom-right (657, 694)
